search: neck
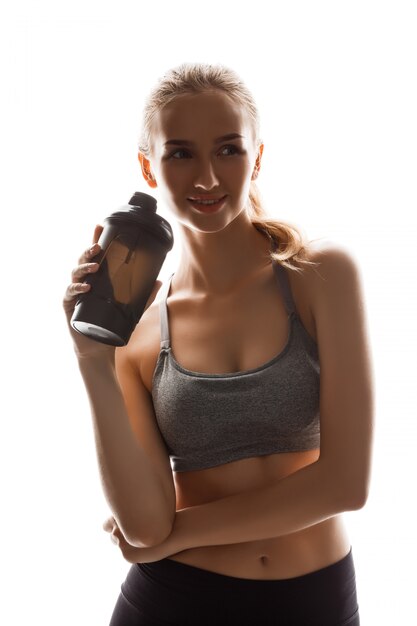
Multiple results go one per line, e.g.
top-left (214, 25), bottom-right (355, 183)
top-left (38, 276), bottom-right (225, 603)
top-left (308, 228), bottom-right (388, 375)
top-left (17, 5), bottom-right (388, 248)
top-left (173, 214), bottom-right (273, 297)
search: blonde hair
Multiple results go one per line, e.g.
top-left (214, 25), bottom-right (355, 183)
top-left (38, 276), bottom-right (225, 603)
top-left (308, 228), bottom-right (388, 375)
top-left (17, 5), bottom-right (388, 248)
top-left (138, 62), bottom-right (322, 274)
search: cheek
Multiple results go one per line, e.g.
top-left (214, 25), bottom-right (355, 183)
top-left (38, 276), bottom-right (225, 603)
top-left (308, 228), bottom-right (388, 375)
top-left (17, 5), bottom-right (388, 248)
top-left (160, 165), bottom-right (188, 190)
top-left (232, 162), bottom-right (254, 190)
top-left (227, 158), bottom-right (253, 180)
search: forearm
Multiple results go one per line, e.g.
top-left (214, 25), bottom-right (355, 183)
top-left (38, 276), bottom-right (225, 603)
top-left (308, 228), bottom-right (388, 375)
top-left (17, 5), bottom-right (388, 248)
top-left (171, 460), bottom-right (360, 552)
top-left (78, 353), bottom-right (173, 547)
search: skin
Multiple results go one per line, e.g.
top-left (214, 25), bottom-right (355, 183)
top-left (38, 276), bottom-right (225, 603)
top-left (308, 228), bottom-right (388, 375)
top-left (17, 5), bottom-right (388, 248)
top-left (99, 89), bottom-right (372, 580)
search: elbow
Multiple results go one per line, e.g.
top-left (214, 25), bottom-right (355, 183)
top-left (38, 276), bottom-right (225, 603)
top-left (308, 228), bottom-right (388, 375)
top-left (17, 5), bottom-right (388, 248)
top-left (322, 460), bottom-right (369, 512)
top-left (125, 514), bottom-right (174, 549)
top-left (350, 483), bottom-right (370, 510)
top-left (122, 487), bottom-right (177, 548)
top-left (341, 478), bottom-right (369, 511)
top-left (345, 463), bottom-right (372, 510)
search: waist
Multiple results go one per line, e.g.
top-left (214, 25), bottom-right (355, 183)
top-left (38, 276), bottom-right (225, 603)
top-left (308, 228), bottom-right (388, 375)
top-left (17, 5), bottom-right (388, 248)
top-left (167, 515), bottom-right (351, 580)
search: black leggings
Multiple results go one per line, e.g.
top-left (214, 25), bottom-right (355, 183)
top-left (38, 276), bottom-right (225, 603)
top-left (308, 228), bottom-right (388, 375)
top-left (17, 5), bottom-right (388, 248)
top-left (108, 546), bottom-right (360, 625)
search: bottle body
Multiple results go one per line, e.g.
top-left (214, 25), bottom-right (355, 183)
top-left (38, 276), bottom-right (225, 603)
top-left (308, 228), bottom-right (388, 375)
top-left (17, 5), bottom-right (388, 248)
top-left (71, 192), bottom-right (174, 346)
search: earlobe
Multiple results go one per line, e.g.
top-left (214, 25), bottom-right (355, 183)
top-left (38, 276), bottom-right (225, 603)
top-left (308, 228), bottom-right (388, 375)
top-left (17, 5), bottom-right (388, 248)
top-left (145, 174), bottom-right (158, 189)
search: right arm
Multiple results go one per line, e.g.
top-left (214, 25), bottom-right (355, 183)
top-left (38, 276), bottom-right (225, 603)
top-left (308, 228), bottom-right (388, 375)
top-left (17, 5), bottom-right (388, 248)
top-left (63, 228), bottom-right (176, 548)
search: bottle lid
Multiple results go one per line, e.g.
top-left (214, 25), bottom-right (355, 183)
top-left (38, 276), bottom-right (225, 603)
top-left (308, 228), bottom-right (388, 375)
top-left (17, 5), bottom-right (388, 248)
top-left (104, 191), bottom-right (174, 250)
top-left (127, 191), bottom-right (157, 212)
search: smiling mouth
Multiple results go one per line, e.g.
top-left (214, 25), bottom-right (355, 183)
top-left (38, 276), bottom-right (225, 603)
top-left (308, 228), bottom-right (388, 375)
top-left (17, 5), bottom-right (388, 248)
top-left (188, 196), bottom-right (227, 212)
top-left (188, 195), bottom-right (227, 204)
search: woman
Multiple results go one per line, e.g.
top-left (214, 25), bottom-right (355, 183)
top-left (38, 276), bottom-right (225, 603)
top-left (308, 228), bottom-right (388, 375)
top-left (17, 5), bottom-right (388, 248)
top-left (63, 63), bottom-right (373, 625)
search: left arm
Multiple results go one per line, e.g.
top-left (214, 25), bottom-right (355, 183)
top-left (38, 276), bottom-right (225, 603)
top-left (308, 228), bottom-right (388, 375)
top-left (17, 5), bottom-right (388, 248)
top-left (106, 246), bottom-right (375, 558)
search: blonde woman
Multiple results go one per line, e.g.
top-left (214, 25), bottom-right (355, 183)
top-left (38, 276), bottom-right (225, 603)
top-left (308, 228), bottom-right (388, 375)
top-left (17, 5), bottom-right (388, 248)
top-left (63, 63), bottom-right (373, 625)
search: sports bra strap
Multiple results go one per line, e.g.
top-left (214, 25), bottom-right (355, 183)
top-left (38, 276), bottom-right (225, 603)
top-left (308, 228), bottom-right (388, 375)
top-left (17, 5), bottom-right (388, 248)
top-left (159, 273), bottom-right (174, 350)
top-left (259, 227), bottom-right (297, 316)
top-left (272, 262), bottom-right (296, 316)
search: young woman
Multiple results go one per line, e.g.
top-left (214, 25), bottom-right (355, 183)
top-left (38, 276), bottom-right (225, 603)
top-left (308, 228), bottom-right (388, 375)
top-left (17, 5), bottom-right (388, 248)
top-left (63, 62), bottom-right (373, 625)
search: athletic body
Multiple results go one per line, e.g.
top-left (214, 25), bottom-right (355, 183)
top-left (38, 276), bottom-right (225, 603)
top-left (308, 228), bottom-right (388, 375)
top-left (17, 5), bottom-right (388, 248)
top-left (63, 62), bottom-right (373, 624)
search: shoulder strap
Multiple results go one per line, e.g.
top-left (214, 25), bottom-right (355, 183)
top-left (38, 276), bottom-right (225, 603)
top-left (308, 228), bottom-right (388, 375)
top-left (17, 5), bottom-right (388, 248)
top-left (260, 227), bottom-right (297, 316)
top-left (159, 272), bottom-right (175, 349)
top-left (272, 262), bottom-right (297, 316)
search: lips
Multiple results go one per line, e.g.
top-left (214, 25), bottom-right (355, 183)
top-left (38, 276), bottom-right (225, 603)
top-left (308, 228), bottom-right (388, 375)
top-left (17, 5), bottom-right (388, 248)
top-left (188, 195), bottom-right (227, 213)
top-left (188, 195), bottom-right (227, 201)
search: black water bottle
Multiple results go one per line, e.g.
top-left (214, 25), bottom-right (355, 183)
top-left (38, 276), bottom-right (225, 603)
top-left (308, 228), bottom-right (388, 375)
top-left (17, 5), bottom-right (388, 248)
top-left (71, 191), bottom-right (174, 346)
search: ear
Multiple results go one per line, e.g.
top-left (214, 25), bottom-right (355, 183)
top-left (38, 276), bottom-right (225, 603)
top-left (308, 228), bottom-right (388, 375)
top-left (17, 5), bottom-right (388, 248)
top-left (138, 153), bottom-right (158, 188)
top-left (251, 143), bottom-right (264, 181)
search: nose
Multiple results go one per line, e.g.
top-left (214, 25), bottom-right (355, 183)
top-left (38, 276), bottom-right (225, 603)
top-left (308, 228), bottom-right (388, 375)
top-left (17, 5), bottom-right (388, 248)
top-left (192, 158), bottom-right (220, 191)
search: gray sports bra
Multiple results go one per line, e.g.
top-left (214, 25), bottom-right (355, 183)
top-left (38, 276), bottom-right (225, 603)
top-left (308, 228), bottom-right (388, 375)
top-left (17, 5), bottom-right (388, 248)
top-left (151, 234), bottom-right (320, 472)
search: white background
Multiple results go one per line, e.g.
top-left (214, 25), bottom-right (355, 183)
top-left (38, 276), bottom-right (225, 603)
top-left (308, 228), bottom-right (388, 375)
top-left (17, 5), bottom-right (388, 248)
top-left (1, 1), bottom-right (416, 624)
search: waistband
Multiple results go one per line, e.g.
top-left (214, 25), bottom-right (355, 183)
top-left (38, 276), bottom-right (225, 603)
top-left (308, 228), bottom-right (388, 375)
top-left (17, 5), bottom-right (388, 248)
top-left (136, 546), bottom-right (354, 589)
top-left (121, 547), bottom-right (359, 625)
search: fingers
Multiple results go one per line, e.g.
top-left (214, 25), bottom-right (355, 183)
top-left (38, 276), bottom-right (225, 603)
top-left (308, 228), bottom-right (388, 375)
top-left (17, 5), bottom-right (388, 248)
top-left (102, 516), bottom-right (142, 562)
top-left (76, 223), bottom-right (104, 265)
top-left (103, 516), bottom-right (120, 545)
top-left (63, 259), bottom-right (99, 309)
top-left (77, 241), bottom-right (101, 266)
top-left (103, 516), bottom-right (115, 533)
top-left (104, 523), bottom-right (119, 544)
top-left (62, 282), bottom-right (90, 310)
top-left (71, 260), bottom-right (99, 283)
top-left (63, 236), bottom-right (103, 310)
top-left (76, 225), bottom-right (103, 266)
top-left (75, 241), bottom-right (102, 283)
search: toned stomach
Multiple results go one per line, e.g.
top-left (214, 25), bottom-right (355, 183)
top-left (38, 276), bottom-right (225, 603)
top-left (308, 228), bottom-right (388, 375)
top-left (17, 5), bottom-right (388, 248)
top-left (167, 449), bottom-right (351, 580)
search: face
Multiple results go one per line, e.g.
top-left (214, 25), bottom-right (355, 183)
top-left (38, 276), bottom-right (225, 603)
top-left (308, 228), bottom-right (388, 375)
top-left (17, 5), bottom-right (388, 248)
top-left (139, 90), bottom-right (263, 233)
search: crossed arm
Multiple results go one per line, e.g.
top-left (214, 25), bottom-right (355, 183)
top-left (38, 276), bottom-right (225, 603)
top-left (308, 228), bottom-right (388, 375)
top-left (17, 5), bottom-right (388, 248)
top-left (105, 455), bottom-right (365, 563)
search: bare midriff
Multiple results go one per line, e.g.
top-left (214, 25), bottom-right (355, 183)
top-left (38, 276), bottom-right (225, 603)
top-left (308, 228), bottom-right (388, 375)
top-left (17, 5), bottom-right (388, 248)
top-left (137, 249), bottom-right (351, 580)
top-left (168, 450), bottom-right (351, 580)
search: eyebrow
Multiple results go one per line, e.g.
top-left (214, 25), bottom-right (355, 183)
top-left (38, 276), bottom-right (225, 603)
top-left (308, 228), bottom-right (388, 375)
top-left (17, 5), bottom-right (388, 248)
top-left (163, 133), bottom-right (245, 147)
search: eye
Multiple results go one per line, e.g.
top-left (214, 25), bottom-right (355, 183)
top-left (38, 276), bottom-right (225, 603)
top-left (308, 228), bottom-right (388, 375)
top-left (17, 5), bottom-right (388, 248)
top-left (220, 144), bottom-right (241, 156)
top-left (168, 149), bottom-right (192, 159)
top-left (167, 144), bottom-right (242, 159)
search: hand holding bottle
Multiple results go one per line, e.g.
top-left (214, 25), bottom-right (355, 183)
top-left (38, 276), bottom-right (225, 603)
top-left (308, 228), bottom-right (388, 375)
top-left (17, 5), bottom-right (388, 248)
top-left (63, 224), bottom-right (163, 359)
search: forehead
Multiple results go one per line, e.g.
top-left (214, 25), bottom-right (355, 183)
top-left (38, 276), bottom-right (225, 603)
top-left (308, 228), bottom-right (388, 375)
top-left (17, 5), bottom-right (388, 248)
top-left (152, 90), bottom-right (252, 145)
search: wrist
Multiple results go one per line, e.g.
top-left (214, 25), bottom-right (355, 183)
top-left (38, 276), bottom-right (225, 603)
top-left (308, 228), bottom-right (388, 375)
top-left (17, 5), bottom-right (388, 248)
top-left (169, 508), bottom-right (195, 554)
top-left (77, 347), bottom-right (116, 369)
top-left (77, 349), bottom-right (118, 388)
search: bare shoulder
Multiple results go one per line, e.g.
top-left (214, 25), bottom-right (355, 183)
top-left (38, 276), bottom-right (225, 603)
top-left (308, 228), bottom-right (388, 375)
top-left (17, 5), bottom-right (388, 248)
top-left (302, 239), bottom-right (362, 303)
top-left (305, 237), bottom-right (359, 268)
top-left (287, 239), bottom-right (364, 345)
